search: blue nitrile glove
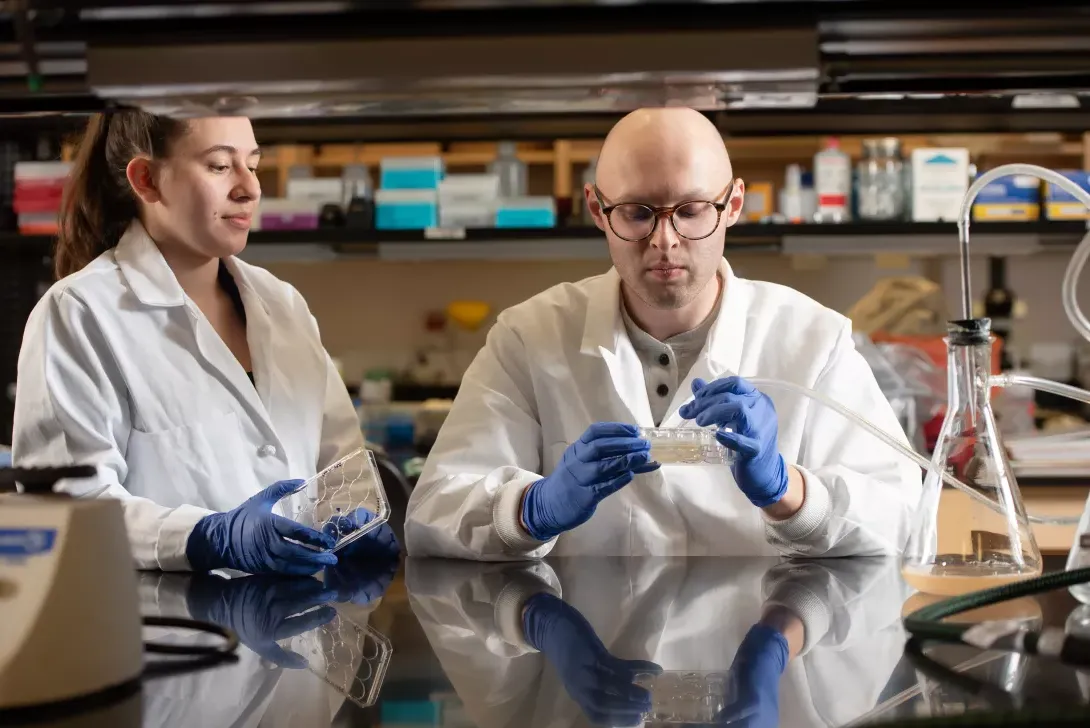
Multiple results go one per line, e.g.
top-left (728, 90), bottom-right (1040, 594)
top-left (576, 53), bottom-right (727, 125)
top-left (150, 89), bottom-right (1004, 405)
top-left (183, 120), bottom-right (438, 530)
top-left (186, 573), bottom-right (338, 669)
top-left (186, 480), bottom-right (339, 576)
top-left (678, 377), bottom-right (789, 508)
top-left (522, 422), bottom-right (660, 541)
top-left (720, 624), bottom-right (790, 728)
top-left (320, 508), bottom-right (401, 561)
top-left (523, 592), bottom-right (662, 727)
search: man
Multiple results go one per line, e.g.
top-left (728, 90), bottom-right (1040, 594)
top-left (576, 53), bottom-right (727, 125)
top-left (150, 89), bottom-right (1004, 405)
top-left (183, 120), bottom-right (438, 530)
top-left (406, 107), bottom-right (921, 559)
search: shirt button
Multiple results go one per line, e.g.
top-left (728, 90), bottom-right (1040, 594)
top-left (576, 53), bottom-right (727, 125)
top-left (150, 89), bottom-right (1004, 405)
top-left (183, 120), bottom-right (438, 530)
top-left (257, 444), bottom-right (277, 458)
top-left (656, 383), bottom-right (670, 397)
top-left (658, 353), bottom-right (670, 366)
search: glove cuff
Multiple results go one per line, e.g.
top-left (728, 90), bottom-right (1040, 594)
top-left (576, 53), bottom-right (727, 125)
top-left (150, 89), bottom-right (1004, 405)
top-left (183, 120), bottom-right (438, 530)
top-left (748, 455), bottom-right (790, 509)
top-left (520, 479), bottom-right (557, 542)
top-left (185, 513), bottom-right (227, 572)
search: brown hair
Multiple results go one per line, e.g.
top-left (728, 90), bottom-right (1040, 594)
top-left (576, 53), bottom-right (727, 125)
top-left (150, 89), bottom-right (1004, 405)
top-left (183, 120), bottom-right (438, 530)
top-left (54, 110), bottom-right (187, 279)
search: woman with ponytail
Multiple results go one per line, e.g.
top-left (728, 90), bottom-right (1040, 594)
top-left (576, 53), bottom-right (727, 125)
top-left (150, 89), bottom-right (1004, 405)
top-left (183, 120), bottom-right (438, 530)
top-left (12, 112), bottom-right (397, 574)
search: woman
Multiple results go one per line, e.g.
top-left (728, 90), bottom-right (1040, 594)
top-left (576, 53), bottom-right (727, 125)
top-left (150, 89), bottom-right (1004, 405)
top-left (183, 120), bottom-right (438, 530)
top-left (12, 110), bottom-right (395, 574)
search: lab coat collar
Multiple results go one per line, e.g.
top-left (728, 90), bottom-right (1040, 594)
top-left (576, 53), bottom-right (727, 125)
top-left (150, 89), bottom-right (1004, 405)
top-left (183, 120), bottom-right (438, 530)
top-left (580, 259), bottom-right (747, 375)
top-left (114, 219), bottom-right (186, 307)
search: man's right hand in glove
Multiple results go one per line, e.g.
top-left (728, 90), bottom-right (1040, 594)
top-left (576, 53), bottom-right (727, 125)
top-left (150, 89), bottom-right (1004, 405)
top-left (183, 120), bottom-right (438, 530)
top-left (186, 480), bottom-right (338, 575)
top-left (521, 422), bottom-right (659, 541)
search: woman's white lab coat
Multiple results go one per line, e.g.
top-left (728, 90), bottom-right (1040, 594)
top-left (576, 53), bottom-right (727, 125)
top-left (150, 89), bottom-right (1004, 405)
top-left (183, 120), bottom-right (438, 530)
top-left (405, 557), bottom-right (911, 728)
top-left (407, 260), bottom-right (922, 559)
top-left (12, 220), bottom-right (363, 570)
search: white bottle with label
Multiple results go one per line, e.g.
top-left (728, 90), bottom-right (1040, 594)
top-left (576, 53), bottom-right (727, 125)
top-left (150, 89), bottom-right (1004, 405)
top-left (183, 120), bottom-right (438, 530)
top-left (813, 137), bottom-right (852, 223)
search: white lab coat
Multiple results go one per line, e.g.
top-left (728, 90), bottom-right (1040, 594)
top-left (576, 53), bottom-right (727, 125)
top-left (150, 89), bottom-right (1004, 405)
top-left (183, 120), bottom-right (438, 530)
top-left (405, 556), bottom-right (911, 728)
top-left (12, 220), bottom-right (363, 570)
top-left (407, 260), bottom-right (922, 559)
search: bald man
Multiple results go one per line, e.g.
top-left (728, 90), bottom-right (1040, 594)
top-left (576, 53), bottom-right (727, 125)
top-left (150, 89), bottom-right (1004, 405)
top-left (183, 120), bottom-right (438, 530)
top-left (406, 108), bottom-right (921, 560)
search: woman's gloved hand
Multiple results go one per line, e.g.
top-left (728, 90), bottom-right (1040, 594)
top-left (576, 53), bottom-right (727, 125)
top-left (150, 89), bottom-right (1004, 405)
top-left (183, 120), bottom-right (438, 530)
top-left (186, 573), bottom-right (338, 669)
top-left (523, 592), bottom-right (662, 727)
top-left (721, 623), bottom-right (790, 728)
top-left (522, 422), bottom-right (660, 541)
top-left (678, 377), bottom-right (788, 508)
top-left (320, 508), bottom-right (401, 607)
top-left (186, 480), bottom-right (338, 576)
top-left (321, 508), bottom-right (401, 561)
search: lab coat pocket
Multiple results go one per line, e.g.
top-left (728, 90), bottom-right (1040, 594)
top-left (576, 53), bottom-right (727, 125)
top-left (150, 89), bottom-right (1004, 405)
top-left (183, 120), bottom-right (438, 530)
top-left (125, 410), bottom-right (250, 510)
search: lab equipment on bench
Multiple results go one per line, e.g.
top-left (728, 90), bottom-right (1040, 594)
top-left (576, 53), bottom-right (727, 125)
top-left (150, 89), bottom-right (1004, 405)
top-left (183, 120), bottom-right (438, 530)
top-left (638, 427), bottom-right (734, 466)
top-left (292, 448), bottom-right (391, 553)
top-left (0, 465), bottom-right (237, 720)
top-left (901, 318), bottom-right (1042, 596)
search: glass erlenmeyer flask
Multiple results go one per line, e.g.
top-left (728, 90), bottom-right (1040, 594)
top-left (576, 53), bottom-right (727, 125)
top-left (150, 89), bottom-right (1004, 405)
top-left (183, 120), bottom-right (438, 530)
top-left (902, 318), bottom-right (1042, 595)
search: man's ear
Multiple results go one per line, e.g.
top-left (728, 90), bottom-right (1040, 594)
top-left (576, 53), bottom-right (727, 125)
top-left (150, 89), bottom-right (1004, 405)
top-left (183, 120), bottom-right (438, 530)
top-left (126, 157), bottom-right (161, 205)
top-left (724, 179), bottom-right (746, 227)
top-left (584, 183), bottom-right (607, 233)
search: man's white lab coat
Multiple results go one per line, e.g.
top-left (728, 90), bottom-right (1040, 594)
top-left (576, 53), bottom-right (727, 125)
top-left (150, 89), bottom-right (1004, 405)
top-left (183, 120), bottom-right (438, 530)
top-left (405, 557), bottom-right (911, 728)
top-left (12, 220), bottom-right (363, 570)
top-left (407, 260), bottom-right (922, 559)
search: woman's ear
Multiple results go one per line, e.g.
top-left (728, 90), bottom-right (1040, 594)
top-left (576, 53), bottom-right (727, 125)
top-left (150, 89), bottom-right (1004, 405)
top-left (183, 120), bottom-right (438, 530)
top-left (126, 157), bottom-right (161, 205)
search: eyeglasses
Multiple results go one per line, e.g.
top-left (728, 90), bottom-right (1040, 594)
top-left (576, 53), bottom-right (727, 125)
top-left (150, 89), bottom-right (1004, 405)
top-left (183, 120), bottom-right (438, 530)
top-left (593, 181), bottom-right (735, 242)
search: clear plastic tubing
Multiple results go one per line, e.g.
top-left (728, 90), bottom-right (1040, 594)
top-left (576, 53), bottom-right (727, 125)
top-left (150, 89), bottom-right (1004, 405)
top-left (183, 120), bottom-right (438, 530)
top-left (991, 373), bottom-right (1090, 406)
top-left (747, 376), bottom-right (1079, 526)
top-left (959, 164), bottom-right (1090, 322)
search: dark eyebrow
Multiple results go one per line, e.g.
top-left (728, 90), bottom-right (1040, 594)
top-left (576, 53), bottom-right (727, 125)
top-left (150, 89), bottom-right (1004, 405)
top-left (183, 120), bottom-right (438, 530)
top-left (201, 145), bottom-right (262, 158)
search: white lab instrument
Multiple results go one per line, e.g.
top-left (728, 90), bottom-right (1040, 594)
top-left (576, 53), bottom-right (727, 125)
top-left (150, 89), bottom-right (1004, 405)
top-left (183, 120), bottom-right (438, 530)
top-left (11, 219), bottom-right (365, 571)
top-left (638, 427), bottom-right (734, 466)
top-left (0, 476), bottom-right (142, 712)
top-left (292, 448), bottom-right (391, 552)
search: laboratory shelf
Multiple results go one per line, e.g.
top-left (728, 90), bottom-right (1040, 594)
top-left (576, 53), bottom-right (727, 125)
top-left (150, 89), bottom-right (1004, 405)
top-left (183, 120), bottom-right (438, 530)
top-left (2, 220), bottom-right (1087, 262)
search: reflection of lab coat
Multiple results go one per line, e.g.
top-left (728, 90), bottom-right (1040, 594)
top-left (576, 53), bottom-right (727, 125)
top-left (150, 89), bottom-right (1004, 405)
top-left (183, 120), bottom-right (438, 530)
top-left (407, 260), bottom-right (921, 559)
top-left (137, 574), bottom-right (375, 728)
top-left (13, 220), bottom-right (362, 570)
top-left (406, 556), bottom-right (910, 728)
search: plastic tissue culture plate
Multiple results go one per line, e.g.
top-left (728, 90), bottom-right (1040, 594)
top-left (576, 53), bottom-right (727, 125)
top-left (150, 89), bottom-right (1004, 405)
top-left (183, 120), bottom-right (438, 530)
top-left (276, 609), bottom-right (392, 708)
top-left (293, 448), bottom-right (391, 552)
top-left (634, 670), bottom-right (739, 724)
top-left (639, 427), bottom-right (735, 466)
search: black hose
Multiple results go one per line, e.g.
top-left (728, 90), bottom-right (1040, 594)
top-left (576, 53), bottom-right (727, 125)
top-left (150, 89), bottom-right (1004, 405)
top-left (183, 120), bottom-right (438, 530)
top-left (903, 567), bottom-right (1090, 647)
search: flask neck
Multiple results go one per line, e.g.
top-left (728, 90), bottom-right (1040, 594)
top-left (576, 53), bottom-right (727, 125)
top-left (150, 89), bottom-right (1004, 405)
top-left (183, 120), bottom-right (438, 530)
top-left (946, 339), bottom-right (993, 415)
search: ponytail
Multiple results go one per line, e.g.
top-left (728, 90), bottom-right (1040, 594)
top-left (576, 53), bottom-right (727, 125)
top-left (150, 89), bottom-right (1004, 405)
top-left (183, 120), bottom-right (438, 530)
top-left (54, 110), bottom-right (187, 280)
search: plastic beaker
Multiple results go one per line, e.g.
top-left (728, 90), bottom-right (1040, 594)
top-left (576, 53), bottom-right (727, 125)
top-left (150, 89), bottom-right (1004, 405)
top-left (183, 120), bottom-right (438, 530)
top-left (902, 319), bottom-right (1042, 596)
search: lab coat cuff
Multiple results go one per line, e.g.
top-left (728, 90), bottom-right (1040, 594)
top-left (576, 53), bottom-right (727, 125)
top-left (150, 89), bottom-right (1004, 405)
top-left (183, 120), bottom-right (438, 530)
top-left (156, 504), bottom-right (217, 571)
top-left (492, 474), bottom-right (552, 554)
top-left (494, 564), bottom-right (563, 652)
top-left (762, 581), bottom-right (830, 656)
top-left (763, 466), bottom-right (830, 549)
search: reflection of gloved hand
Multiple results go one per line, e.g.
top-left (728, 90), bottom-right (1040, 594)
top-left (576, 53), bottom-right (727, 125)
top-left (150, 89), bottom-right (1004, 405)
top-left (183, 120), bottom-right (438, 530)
top-left (678, 377), bottom-right (788, 507)
top-left (721, 624), bottom-right (789, 728)
top-left (523, 592), bottom-right (662, 726)
top-left (321, 508), bottom-right (401, 561)
top-left (522, 423), bottom-right (660, 541)
top-left (186, 574), bottom-right (337, 669)
top-left (323, 549), bottom-right (399, 607)
top-left (186, 480), bottom-right (338, 575)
